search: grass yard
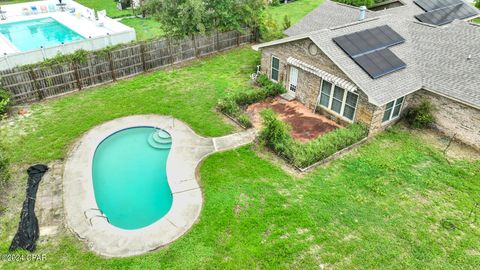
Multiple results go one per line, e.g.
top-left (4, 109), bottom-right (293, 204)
top-left (265, 0), bottom-right (324, 25)
top-left (0, 48), bottom-right (479, 269)
top-left (121, 17), bottom-right (165, 40)
top-left (75, 0), bottom-right (133, 18)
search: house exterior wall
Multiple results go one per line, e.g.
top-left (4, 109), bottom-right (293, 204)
top-left (259, 38), bottom-right (353, 86)
top-left (260, 39), bottom-right (381, 127)
top-left (407, 90), bottom-right (480, 150)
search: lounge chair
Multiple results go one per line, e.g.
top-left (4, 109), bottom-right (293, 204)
top-left (40, 5), bottom-right (48, 13)
top-left (30, 6), bottom-right (38, 14)
top-left (47, 4), bottom-right (56, 12)
top-left (22, 7), bottom-right (30, 15)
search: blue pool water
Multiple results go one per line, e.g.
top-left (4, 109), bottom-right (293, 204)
top-left (92, 127), bottom-right (173, 230)
top-left (0, 17), bottom-right (84, 52)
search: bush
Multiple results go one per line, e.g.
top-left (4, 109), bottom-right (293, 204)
top-left (259, 13), bottom-right (283, 42)
top-left (0, 89), bottom-right (11, 116)
top-left (405, 101), bottom-right (435, 129)
top-left (260, 109), bottom-right (368, 168)
top-left (475, 0), bottom-right (480, 9)
top-left (283, 15), bottom-right (291, 30)
top-left (217, 74), bottom-right (286, 128)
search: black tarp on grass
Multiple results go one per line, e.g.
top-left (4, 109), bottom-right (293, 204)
top-left (9, 164), bottom-right (49, 252)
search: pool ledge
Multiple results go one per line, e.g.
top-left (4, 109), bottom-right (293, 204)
top-left (63, 115), bottom-right (255, 257)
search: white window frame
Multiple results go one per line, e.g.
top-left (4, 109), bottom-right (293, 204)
top-left (382, 96), bottom-right (405, 124)
top-left (270, 55), bottom-right (280, 82)
top-left (317, 79), bottom-right (358, 122)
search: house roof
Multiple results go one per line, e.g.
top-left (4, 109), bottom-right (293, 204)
top-left (284, 1), bottom-right (378, 36)
top-left (253, 1), bottom-right (480, 108)
top-left (285, 0), bottom-right (478, 36)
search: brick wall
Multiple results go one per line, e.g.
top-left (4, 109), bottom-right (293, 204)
top-left (407, 90), bottom-right (480, 149)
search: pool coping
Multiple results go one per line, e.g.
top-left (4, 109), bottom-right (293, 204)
top-left (63, 115), bottom-right (255, 257)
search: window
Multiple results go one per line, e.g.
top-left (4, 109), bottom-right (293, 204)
top-left (319, 81), bottom-right (332, 107)
top-left (271, 56), bottom-right (280, 81)
top-left (318, 79), bottom-right (358, 121)
top-left (343, 92), bottom-right (358, 120)
top-left (382, 96), bottom-right (404, 122)
top-left (331, 86), bottom-right (345, 114)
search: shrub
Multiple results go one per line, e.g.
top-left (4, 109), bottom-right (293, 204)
top-left (0, 89), bottom-right (11, 115)
top-left (283, 15), bottom-right (291, 30)
top-left (217, 74), bottom-right (286, 128)
top-left (405, 101), bottom-right (435, 129)
top-left (259, 13), bottom-right (283, 42)
top-left (475, 0), bottom-right (480, 9)
top-left (260, 109), bottom-right (368, 168)
top-left (271, 0), bottom-right (281, 6)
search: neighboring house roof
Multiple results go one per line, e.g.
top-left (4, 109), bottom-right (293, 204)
top-left (254, 1), bottom-right (480, 108)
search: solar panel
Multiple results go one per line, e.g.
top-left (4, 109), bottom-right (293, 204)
top-left (333, 25), bottom-right (405, 58)
top-left (414, 0), bottom-right (462, 12)
top-left (353, 49), bottom-right (407, 79)
top-left (415, 3), bottom-right (479, 26)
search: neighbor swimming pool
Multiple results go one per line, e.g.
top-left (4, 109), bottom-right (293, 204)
top-left (92, 127), bottom-right (173, 230)
top-left (0, 17), bottom-right (84, 52)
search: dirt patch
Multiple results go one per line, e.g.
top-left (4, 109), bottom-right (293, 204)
top-left (246, 97), bottom-right (341, 142)
top-left (408, 126), bottom-right (480, 161)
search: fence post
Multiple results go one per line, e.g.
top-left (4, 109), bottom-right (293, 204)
top-left (192, 34), bottom-right (199, 58)
top-left (167, 38), bottom-right (174, 65)
top-left (28, 68), bottom-right (43, 100)
top-left (236, 30), bottom-right (240, 47)
top-left (71, 62), bottom-right (82, 90)
top-left (140, 43), bottom-right (147, 72)
top-left (3, 53), bottom-right (10, 70)
top-left (107, 51), bottom-right (116, 81)
top-left (215, 30), bottom-right (220, 51)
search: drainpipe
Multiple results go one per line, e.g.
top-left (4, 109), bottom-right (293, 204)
top-left (359, 6), bottom-right (367, 21)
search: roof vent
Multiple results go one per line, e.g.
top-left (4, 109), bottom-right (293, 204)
top-left (359, 6), bottom-right (367, 21)
top-left (467, 54), bottom-right (472, 60)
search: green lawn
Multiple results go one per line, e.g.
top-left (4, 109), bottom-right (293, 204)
top-left (265, 0), bottom-right (324, 25)
top-left (75, 0), bottom-right (133, 18)
top-left (1, 48), bottom-right (480, 269)
top-left (474, 17), bottom-right (480, 24)
top-left (121, 17), bottom-right (164, 41)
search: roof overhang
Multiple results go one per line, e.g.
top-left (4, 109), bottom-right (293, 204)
top-left (287, 57), bottom-right (358, 92)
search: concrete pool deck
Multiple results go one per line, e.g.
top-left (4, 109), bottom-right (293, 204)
top-left (63, 115), bottom-right (256, 257)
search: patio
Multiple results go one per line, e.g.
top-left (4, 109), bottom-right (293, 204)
top-left (246, 97), bottom-right (342, 142)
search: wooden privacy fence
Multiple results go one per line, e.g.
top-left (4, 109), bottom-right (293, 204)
top-left (0, 28), bottom-right (254, 104)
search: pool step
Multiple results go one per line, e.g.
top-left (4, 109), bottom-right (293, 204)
top-left (152, 132), bottom-right (172, 144)
top-left (147, 130), bottom-right (172, 149)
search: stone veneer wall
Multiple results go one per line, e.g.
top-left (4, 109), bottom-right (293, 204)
top-left (407, 90), bottom-right (480, 149)
top-left (259, 38), bottom-right (381, 129)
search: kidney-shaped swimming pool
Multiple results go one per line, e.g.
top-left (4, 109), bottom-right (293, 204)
top-left (92, 127), bottom-right (173, 230)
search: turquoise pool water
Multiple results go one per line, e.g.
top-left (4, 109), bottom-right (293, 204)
top-left (0, 17), bottom-right (84, 52)
top-left (92, 127), bottom-right (173, 230)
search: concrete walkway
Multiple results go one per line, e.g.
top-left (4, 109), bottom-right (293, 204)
top-left (63, 115), bottom-right (255, 257)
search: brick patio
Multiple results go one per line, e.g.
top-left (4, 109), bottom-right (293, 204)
top-left (246, 97), bottom-right (342, 142)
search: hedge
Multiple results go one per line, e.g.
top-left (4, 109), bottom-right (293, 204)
top-left (260, 109), bottom-right (369, 168)
top-left (217, 74), bottom-right (286, 128)
top-left (0, 88), bottom-right (10, 116)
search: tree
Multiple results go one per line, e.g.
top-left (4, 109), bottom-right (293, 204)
top-left (143, 0), bottom-right (265, 37)
top-left (144, 0), bottom-right (207, 37)
top-left (475, 0), bottom-right (480, 9)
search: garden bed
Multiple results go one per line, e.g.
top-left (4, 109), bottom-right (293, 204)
top-left (259, 109), bottom-right (369, 169)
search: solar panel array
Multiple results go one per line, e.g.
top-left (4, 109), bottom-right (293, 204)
top-left (414, 0), bottom-right (479, 26)
top-left (333, 25), bottom-right (406, 79)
